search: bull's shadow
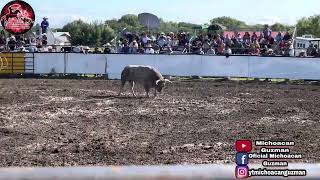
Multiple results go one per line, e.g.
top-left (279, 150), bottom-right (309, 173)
top-left (87, 95), bottom-right (152, 100)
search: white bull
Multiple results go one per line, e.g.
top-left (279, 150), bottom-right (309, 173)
top-left (118, 65), bottom-right (172, 97)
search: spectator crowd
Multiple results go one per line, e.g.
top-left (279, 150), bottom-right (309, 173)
top-left (103, 25), bottom-right (298, 57)
top-left (0, 22), bottom-right (319, 57)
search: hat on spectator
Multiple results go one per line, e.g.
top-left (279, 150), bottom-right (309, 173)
top-left (169, 32), bottom-right (174, 35)
top-left (43, 17), bottom-right (48, 20)
top-left (268, 49), bottom-right (274, 53)
top-left (10, 36), bottom-right (15, 40)
top-left (146, 44), bottom-right (152, 48)
top-left (42, 33), bottom-right (47, 36)
top-left (83, 46), bottom-right (90, 50)
top-left (103, 43), bottom-right (112, 47)
top-left (160, 32), bottom-right (165, 35)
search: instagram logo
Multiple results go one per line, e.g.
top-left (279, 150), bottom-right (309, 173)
top-left (236, 166), bottom-right (248, 179)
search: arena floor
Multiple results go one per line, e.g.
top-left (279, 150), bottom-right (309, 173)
top-left (0, 79), bottom-right (319, 167)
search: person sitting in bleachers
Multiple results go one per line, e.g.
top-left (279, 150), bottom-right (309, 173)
top-left (42, 34), bottom-right (48, 46)
top-left (275, 32), bottom-right (283, 42)
top-left (311, 45), bottom-right (318, 57)
top-left (0, 31), bottom-right (6, 52)
top-left (145, 44), bottom-right (155, 54)
top-left (7, 36), bottom-right (16, 51)
top-left (283, 32), bottom-right (291, 41)
top-left (206, 46), bottom-right (216, 55)
top-left (103, 43), bottom-right (115, 54)
top-left (129, 40), bottom-right (138, 54)
top-left (27, 38), bottom-right (37, 52)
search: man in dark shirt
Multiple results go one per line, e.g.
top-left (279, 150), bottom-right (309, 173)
top-left (263, 25), bottom-right (272, 39)
top-left (283, 32), bottom-right (291, 41)
top-left (42, 34), bottom-right (48, 46)
top-left (121, 40), bottom-right (130, 54)
top-left (7, 36), bottom-right (16, 51)
top-left (16, 36), bottom-right (25, 48)
top-left (0, 30), bottom-right (6, 51)
top-left (103, 43), bottom-right (114, 54)
top-left (311, 45), bottom-right (318, 57)
top-left (41, 17), bottom-right (49, 34)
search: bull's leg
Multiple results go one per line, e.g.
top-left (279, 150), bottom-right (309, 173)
top-left (144, 84), bottom-right (150, 98)
top-left (118, 80), bottom-right (126, 96)
top-left (130, 81), bottom-right (136, 97)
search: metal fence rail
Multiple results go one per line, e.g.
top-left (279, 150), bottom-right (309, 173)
top-left (0, 164), bottom-right (319, 180)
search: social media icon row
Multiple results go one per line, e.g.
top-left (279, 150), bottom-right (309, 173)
top-left (235, 140), bottom-right (251, 179)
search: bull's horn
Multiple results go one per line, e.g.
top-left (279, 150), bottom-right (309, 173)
top-left (156, 80), bottom-right (161, 85)
top-left (165, 79), bottom-right (173, 83)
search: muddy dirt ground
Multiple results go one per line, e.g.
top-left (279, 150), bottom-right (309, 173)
top-left (0, 79), bottom-right (319, 167)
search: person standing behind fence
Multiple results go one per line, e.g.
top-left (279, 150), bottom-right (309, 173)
top-left (283, 32), bottom-right (291, 42)
top-left (28, 38), bottom-right (37, 52)
top-left (41, 17), bottom-right (49, 34)
top-left (263, 25), bottom-right (272, 39)
top-left (275, 32), bottom-right (283, 42)
top-left (129, 40), bottom-right (138, 53)
top-left (145, 44), bottom-right (155, 54)
top-left (7, 36), bottom-right (16, 51)
top-left (42, 34), bottom-right (48, 50)
top-left (251, 32), bottom-right (258, 43)
top-left (0, 30), bottom-right (6, 52)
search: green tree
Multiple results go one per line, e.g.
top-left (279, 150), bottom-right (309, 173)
top-left (62, 20), bottom-right (115, 46)
top-left (159, 20), bottom-right (179, 33)
top-left (101, 26), bottom-right (116, 45)
top-left (270, 23), bottom-right (292, 32)
top-left (210, 16), bottom-right (248, 30)
top-left (296, 15), bottom-right (320, 37)
top-left (119, 14), bottom-right (141, 27)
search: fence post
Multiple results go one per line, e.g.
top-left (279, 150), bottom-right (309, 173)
top-left (11, 52), bottom-right (13, 74)
top-left (104, 54), bottom-right (108, 79)
top-left (64, 52), bottom-right (67, 74)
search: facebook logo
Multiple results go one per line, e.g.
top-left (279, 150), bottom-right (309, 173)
top-left (236, 153), bottom-right (248, 166)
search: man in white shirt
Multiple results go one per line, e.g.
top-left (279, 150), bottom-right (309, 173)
top-left (141, 33), bottom-right (151, 46)
top-left (27, 38), bottom-right (37, 52)
top-left (207, 46), bottom-right (216, 55)
top-left (158, 34), bottom-right (167, 48)
top-left (145, 44), bottom-right (154, 54)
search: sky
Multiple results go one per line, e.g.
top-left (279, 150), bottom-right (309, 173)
top-left (1, 0), bottom-right (319, 28)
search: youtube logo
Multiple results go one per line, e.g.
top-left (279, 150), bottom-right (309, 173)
top-left (236, 140), bottom-right (252, 153)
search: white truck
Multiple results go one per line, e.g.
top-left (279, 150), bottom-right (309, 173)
top-left (294, 35), bottom-right (320, 56)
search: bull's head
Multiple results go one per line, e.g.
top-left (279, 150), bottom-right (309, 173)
top-left (155, 79), bottom-right (172, 92)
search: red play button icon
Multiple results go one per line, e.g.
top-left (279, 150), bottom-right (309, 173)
top-left (236, 140), bottom-right (252, 152)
